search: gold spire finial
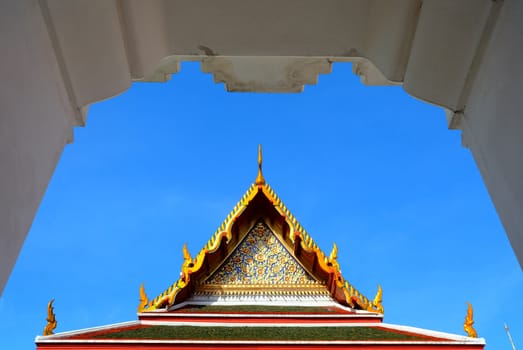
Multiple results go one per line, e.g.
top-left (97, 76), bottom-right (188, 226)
top-left (137, 283), bottom-right (149, 312)
top-left (255, 144), bottom-right (265, 185)
top-left (464, 302), bottom-right (478, 338)
top-left (43, 299), bottom-right (57, 336)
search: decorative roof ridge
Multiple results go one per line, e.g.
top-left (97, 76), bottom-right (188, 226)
top-left (140, 146), bottom-right (383, 314)
top-left (144, 183), bottom-right (259, 310)
top-left (206, 183), bottom-right (258, 252)
top-left (260, 182), bottom-right (382, 313)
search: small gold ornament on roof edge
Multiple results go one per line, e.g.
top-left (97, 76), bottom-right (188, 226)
top-left (182, 243), bottom-right (192, 263)
top-left (329, 243), bottom-right (338, 262)
top-left (137, 283), bottom-right (148, 312)
top-left (369, 284), bottom-right (384, 314)
top-left (43, 299), bottom-right (57, 336)
top-left (464, 302), bottom-right (478, 338)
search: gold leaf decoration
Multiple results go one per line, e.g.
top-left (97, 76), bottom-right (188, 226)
top-left (43, 299), bottom-right (57, 336)
top-left (137, 283), bottom-right (148, 312)
top-left (464, 302), bottom-right (478, 338)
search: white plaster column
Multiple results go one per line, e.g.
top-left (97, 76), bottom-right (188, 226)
top-left (0, 0), bottom-right (74, 293)
top-left (460, 0), bottom-right (523, 265)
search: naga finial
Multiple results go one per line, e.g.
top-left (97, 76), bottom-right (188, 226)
top-left (367, 285), bottom-right (384, 314)
top-left (329, 243), bottom-right (338, 262)
top-left (137, 283), bottom-right (149, 312)
top-left (182, 243), bottom-right (192, 263)
top-left (43, 299), bottom-right (57, 336)
top-left (255, 144), bottom-right (265, 185)
top-left (464, 302), bottom-right (478, 338)
top-left (373, 285), bottom-right (384, 312)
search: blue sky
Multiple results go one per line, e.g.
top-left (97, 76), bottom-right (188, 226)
top-left (0, 62), bottom-right (521, 349)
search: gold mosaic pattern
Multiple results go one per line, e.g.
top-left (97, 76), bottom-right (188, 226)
top-left (206, 222), bottom-right (316, 285)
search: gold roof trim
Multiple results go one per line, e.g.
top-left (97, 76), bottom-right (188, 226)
top-left (195, 283), bottom-right (330, 296)
top-left (198, 282), bottom-right (326, 289)
top-left (260, 184), bottom-right (382, 313)
top-left (147, 184), bottom-right (258, 310)
top-left (145, 149), bottom-right (382, 313)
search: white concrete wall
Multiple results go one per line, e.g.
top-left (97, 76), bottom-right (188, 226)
top-left (1, 0), bottom-right (521, 295)
top-left (0, 0), bottom-right (74, 293)
top-left (461, 0), bottom-right (523, 265)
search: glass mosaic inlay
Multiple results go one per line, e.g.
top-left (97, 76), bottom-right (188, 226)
top-left (205, 222), bottom-right (316, 285)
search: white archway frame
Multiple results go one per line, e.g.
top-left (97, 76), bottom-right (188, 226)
top-left (1, 0), bottom-right (521, 294)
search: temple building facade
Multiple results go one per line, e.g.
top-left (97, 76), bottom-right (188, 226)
top-left (35, 147), bottom-right (485, 349)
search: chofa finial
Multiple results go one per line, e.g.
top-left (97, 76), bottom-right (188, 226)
top-left (372, 285), bottom-right (384, 314)
top-left (182, 243), bottom-right (192, 262)
top-left (329, 243), bottom-right (338, 262)
top-left (464, 302), bottom-right (478, 338)
top-left (137, 283), bottom-right (149, 313)
top-left (255, 144), bottom-right (265, 185)
top-left (43, 299), bottom-right (57, 336)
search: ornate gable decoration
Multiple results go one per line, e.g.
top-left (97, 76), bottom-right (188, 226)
top-left (141, 146), bottom-right (383, 314)
top-left (204, 221), bottom-right (316, 286)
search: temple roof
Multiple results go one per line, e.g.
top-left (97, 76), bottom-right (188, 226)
top-left (36, 318), bottom-right (485, 348)
top-left (35, 146), bottom-right (485, 349)
top-left (141, 146), bottom-right (383, 313)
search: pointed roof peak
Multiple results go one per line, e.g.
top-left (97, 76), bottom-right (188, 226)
top-left (143, 149), bottom-right (383, 314)
top-left (255, 144), bottom-right (265, 185)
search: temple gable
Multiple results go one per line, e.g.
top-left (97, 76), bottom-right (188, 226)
top-left (204, 221), bottom-right (316, 286)
top-left (35, 147), bottom-right (485, 350)
top-left (143, 146), bottom-right (384, 312)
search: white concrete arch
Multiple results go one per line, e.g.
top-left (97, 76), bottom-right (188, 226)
top-left (1, 0), bottom-right (522, 294)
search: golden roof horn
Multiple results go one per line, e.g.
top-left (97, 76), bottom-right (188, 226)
top-left (137, 283), bottom-right (149, 312)
top-left (182, 243), bottom-right (192, 263)
top-left (464, 302), bottom-right (478, 338)
top-left (43, 299), bottom-right (57, 336)
top-left (329, 243), bottom-right (338, 262)
top-left (255, 144), bottom-right (265, 185)
top-left (372, 285), bottom-right (384, 314)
